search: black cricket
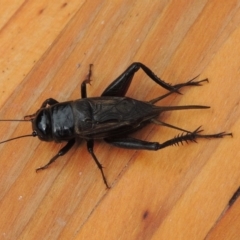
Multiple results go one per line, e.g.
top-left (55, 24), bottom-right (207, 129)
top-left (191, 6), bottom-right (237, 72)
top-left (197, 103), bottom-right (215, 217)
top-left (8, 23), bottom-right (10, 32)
top-left (1, 63), bottom-right (231, 188)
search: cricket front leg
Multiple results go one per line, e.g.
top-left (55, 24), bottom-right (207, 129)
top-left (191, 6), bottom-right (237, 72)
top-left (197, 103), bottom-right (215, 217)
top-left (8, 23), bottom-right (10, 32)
top-left (36, 139), bottom-right (75, 171)
top-left (81, 64), bottom-right (93, 98)
top-left (40, 98), bottom-right (59, 107)
top-left (24, 98), bottom-right (59, 120)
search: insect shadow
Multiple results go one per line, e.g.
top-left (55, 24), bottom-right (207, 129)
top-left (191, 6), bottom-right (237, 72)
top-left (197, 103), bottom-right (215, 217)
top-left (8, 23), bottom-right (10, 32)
top-left (0, 62), bottom-right (232, 188)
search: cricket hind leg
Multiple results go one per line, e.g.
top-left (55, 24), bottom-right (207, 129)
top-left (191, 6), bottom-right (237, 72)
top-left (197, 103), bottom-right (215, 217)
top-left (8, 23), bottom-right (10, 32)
top-left (150, 77), bottom-right (208, 104)
top-left (101, 62), bottom-right (178, 97)
top-left (156, 127), bottom-right (232, 149)
top-left (150, 120), bottom-right (232, 148)
top-left (104, 137), bottom-right (160, 150)
top-left (104, 127), bottom-right (231, 151)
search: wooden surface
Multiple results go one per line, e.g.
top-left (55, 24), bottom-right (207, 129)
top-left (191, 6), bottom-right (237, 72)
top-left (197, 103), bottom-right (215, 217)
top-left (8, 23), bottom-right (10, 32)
top-left (0, 1), bottom-right (240, 239)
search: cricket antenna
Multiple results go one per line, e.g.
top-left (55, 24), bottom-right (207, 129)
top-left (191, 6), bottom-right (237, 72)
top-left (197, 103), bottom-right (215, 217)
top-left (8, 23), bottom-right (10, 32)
top-left (0, 119), bottom-right (31, 122)
top-left (0, 131), bottom-right (37, 144)
top-left (0, 118), bottom-right (37, 144)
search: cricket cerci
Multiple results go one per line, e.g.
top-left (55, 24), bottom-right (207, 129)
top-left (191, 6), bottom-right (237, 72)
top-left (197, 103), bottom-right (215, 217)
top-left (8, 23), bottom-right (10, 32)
top-left (1, 63), bottom-right (231, 188)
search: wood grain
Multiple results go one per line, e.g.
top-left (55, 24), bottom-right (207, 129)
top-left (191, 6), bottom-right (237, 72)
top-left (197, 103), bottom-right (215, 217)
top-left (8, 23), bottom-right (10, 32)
top-left (0, 1), bottom-right (239, 239)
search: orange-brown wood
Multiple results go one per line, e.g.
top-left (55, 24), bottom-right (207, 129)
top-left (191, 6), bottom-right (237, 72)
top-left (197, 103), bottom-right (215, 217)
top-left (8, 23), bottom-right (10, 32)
top-left (207, 196), bottom-right (240, 240)
top-left (0, 1), bottom-right (239, 239)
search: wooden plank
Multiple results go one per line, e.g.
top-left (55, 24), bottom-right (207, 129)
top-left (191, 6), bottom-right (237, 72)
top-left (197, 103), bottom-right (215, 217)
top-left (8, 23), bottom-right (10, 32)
top-left (206, 194), bottom-right (240, 240)
top-left (0, 1), bottom-right (239, 239)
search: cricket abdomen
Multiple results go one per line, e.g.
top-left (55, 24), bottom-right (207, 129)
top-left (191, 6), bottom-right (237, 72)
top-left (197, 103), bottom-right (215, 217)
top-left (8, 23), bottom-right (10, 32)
top-left (71, 97), bottom-right (159, 139)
